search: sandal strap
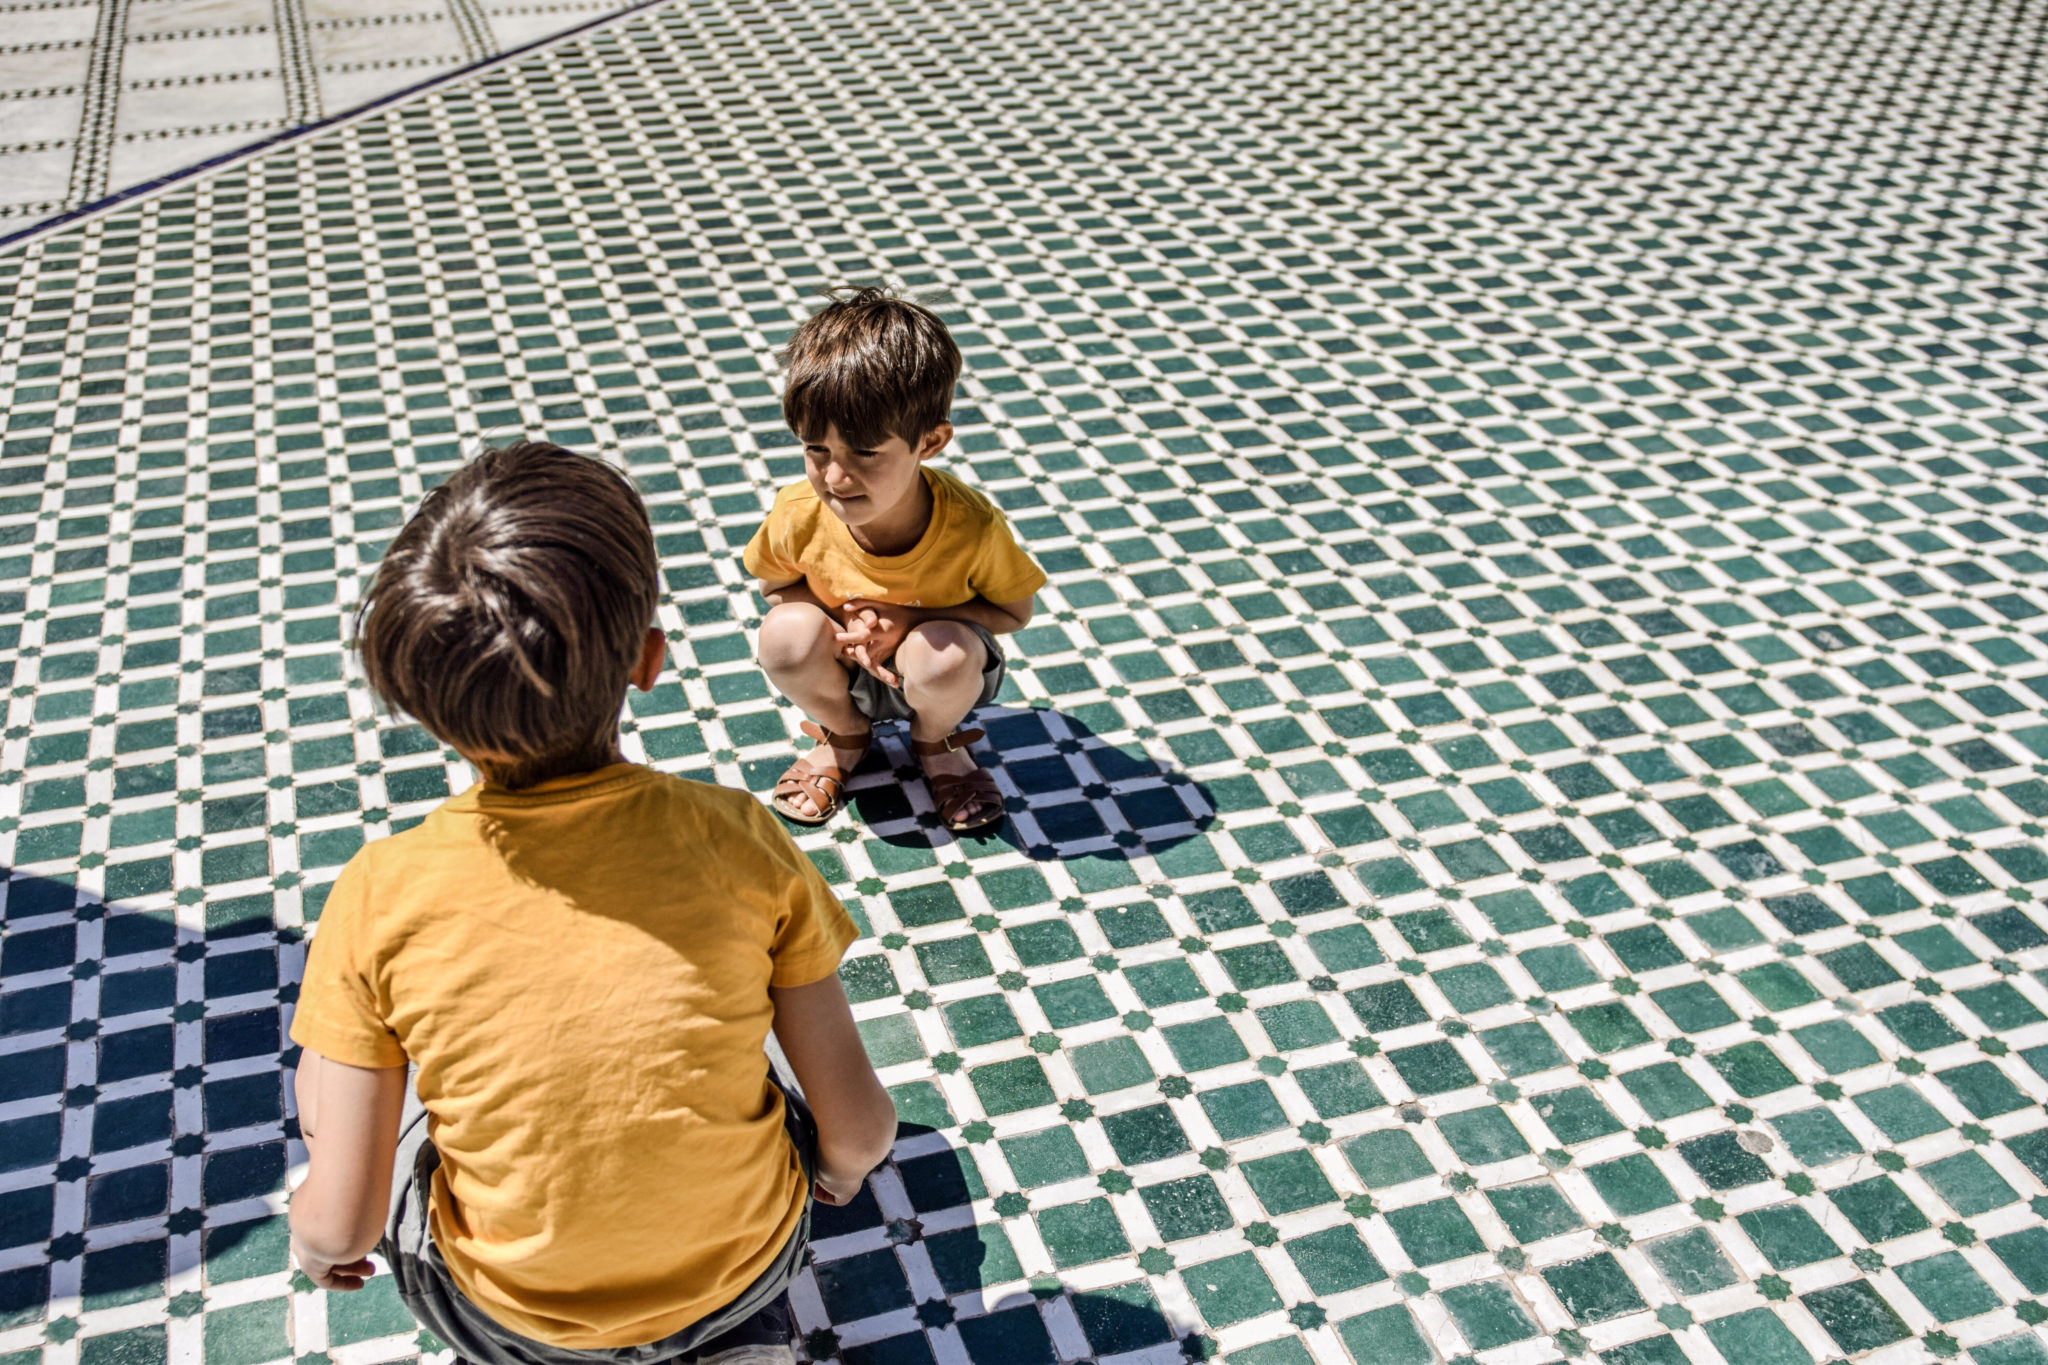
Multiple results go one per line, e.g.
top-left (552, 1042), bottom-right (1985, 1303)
top-left (774, 767), bottom-right (844, 808)
top-left (928, 768), bottom-right (1002, 825)
top-left (800, 719), bottom-right (873, 750)
top-left (911, 727), bottom-right (986, 757)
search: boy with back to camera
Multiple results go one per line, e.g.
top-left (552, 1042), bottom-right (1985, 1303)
top-left (286, 441), bottom-right (897, 1365)
top-left (747, 288), bottom-right (1046, 833)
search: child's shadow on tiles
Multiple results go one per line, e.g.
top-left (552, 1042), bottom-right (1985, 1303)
top-left (809, 1130), bottom-right (1181, 1359)
top-left (2, 872), bottom-right (283, 1306)
top-left (841, 705), bottom-right (1215, 863)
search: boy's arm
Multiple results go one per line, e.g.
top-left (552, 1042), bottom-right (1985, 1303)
top-left (290, 1050), bottom-right (408, 1290)
top-left (770, 974), bottom-right (896, 1205)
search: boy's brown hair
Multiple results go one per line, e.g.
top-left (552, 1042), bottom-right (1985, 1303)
top-left (780, 286), bottom-right (961, 449)
top-left (355, 441), bottom-right (659, 790)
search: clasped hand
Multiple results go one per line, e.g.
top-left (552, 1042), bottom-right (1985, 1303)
top-left (291, 1237), bottom-right (376, 1292)
top-left (835, 598), bottom-right (920, 687)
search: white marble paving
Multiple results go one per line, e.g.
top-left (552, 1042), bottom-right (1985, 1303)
top-left (0, 0), bottom-right (643, 239)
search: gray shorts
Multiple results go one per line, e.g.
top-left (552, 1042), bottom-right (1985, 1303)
top-left (847, 622), bottom-right (1005, 723)
top-left (377, 1067), bottom-right (817, 1365)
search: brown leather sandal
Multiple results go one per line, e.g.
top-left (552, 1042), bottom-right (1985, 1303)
top-left (771, 720), bottom-right (872, 825)
top-left (911, 727), bottom-right (1005, 834)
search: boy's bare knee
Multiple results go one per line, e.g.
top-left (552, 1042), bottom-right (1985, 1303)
top-left (757, 603), bottom-right (837, 672)
top-left (899, 621), bottom-right (984, 684)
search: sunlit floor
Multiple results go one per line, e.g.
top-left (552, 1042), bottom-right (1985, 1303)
top-left (2, 1), bottom-right (2048, 1363)
top-left (0, 0), bottom-right (640, 237)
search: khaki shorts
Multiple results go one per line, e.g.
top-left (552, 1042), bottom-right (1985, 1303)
top-left (846, 622), bottom-right (1006, 723)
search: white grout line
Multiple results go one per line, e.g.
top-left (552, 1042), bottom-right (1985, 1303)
top-left (0, 0), bottom-right (675, 257)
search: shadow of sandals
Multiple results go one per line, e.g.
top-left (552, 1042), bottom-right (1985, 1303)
top-left (818, 704), bottom-right (1216, 864)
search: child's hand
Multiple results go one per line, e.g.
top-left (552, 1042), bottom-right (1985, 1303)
top-left (831, 610), bottom-right (890, 683)
top-left (813, 1169), bottom-right (867, 1207)
top-left (292, 1239), bottom-right (376, 1291)
top-left (836, 599), bottom-right (920, 687)
top-left (831, 606), bottom-right (877, 667)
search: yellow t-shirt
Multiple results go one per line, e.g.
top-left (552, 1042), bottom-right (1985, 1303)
top-left (742, 466), bottom-right (1046, 610)
top-left (290, 765), bottom-right (857, 1349)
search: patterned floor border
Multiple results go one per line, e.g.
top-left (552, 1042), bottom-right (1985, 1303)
top-left (1, 1), bottom-right (2046, 1364)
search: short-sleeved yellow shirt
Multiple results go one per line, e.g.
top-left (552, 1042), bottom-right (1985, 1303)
top-left (742, 466), bottom-right (1046, 610)
top-left (290, 765), bottom-right (857, 1350)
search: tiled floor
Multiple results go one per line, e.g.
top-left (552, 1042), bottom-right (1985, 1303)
top-left (0, 0), bottom-right (645, 238)
top-left (3, 1), bottom-right (2048, 1364)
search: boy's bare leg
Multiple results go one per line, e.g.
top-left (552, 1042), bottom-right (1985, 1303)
top-left (897, 622), bottom-right (998, 826)
top-left (758, 602), bottom-right (870, 818)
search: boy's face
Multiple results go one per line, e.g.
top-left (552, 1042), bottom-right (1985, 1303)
top-left (802, 421), bottom-right (951, 532)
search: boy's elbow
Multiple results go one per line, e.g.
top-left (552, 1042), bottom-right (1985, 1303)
top-left (822, 1084), bottom-right (898, 1172)
top-left (289, 1191), bottom-right (385, 1264)
top-left (855, 1084), bottom-right (899, 1164)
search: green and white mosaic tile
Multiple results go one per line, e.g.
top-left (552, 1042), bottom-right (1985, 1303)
top-left (2, 0), bottom-right (2047, 1363)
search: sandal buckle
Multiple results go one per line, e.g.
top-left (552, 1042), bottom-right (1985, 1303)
top-left (934, 727), bottom-right (986, 754)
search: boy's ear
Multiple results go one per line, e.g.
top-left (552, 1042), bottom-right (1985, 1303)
top-left (915, 422), bottom-right (953, 462)
top-left (631, 626), bottom-right (666, 692)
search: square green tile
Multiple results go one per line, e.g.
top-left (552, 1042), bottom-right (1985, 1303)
top-left (1436, 1105), bottom-right (1532, 1165)
top-left (1072, 1036), bottom-right (1155, 1095)
top-left (1645, 1227), bottom-right (1739, 1295)
top-left (1542, 1253), bottom-right (1648, 1324)
top-left (1198, 1081), bottom-right (1291, 1140)
top-left (1486, 1180), bottom-right (1584, 1242)
top-left (1343, 1128), bottom-right (1437, 1188)
top-left (1239, 1149), bottom-right (1337, 1216)
top-left (1893, 1251), bottom-right (2004, 1323)
top-left (1163, 1017), bottom-right (1251, 1072)
top-left (1586, 1153), bottom-right (1680, 1215)
top-left (1139, 1175), bottom-right (1234, 1242)
top-left (1000, 1126), bottom-right (1090, 1187)
top-left (1036, 1197), bottom-right (1131, 1268)
top-left (1335, 1305), bottom-right (1434, 1365)
top-left (1285, 1224), bottom-right (1387, 1295)
top-left (1441, 1280), bottom-right (1541, 1349)
top-left (1384, 1197), bottom-right (1486, 1266)
top-left (1182, 1251), bottom-right (1284, 1327)
top-left (1702, 1309), bottom-right (1813, 1365)
top-left (1736, 1204), bottom-right (1842, 1270)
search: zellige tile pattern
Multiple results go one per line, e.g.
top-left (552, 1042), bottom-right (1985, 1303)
top-left (1, 2), bottom-right (2047, 1365)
